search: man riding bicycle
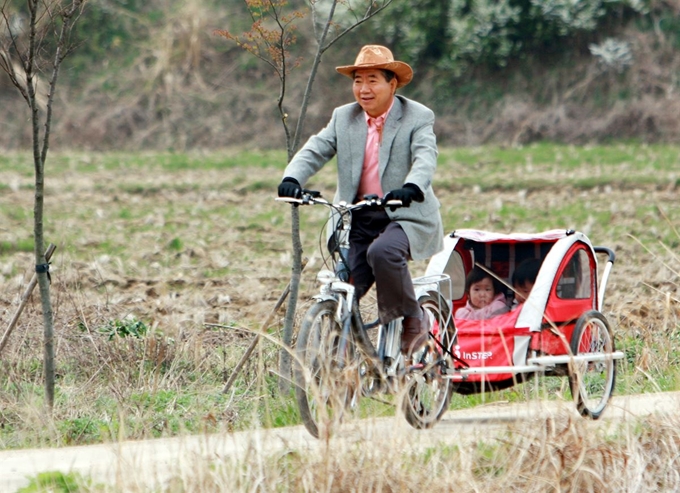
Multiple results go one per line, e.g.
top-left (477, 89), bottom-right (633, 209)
top-left (278, 44), bottom-right (444, 356)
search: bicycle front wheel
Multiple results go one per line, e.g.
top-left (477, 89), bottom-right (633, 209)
top-left (294, 299), bottom-right (359, 438)
top-left (402, 292), bottom-right (455, 429)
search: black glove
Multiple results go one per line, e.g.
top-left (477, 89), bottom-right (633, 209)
top-left (278, 177), bottom-right (302, 199)
top-left (384, 183), bottom-right (424, 210)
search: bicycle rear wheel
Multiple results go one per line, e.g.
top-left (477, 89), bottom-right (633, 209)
top-left (402, 292), bottom-right (455, 429)
top-left (294, 299), bottom-right (359, 438)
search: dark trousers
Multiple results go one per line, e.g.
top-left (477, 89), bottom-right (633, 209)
top-left (348, 208), bottom-right (421, 324)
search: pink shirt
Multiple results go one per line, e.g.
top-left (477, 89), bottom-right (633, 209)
top-left (455, 293), bottom-right (509, 321)
top-left (357, 100), bottom-right (394, 199)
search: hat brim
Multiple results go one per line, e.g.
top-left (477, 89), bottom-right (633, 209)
top-left (336, 61), bottom-right (413, 88)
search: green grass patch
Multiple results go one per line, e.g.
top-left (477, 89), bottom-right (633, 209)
top-left (1, 150), bottom-right (289, 176)
top-left (17, 471), bottom-right (94, 493)
top-left (0, 239), bottom-right (34, 255)
top-left (437, 143), bottom-right (680, 192)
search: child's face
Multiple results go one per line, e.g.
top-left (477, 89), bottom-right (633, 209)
top-left (469, 277), bottom-right (495, 309)
top-left (514, 281), bottom-right (534, 303)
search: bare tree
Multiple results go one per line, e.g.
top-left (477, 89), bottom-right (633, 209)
top-left (0, 0), bottom-right (86, 411)
top-left (216, 0), bottom-right (393, 391)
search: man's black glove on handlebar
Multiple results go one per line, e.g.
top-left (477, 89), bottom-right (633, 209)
top-left (384, 183), bottom-right (424, 210)
top-left (278, 177), bottom-right (302, 199)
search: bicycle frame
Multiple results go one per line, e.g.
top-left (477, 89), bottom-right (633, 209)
top-left (278, 193), bottom-right (402, 371)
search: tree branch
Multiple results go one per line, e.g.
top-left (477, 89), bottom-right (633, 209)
top-left (322, 0), bottom-right (393, 53)
top-left (0, 4), bottom-right (31, 102)
top-left (41, 0), bottom-right (85, 165)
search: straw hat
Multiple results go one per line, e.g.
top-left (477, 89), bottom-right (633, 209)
top-left (336, 45), bottom-right (413, 88)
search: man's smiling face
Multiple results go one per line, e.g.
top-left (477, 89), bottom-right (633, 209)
top-left (352, 69), bottom-right (397, 117)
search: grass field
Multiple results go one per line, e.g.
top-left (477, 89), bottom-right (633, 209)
top-left (0, 144), bottom-right (679, 489)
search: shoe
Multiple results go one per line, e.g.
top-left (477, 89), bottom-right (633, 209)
top-left (401, 307), bottom-right (431, 355)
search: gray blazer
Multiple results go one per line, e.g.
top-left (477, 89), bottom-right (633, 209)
top-left (282, 95), bottom-right (444, 260)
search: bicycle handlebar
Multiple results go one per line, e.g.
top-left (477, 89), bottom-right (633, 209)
top-left (276, 190), bottom-right (403, 210)
top-left (276, 190), bottom-right (402, 282)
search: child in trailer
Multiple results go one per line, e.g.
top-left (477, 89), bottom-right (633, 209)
top-left (511, 257), bottom-right (541, 307)
top-left (455, 267), bottom-right (509, 320)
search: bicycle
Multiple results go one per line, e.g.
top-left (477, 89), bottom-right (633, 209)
top-left (278, 190), bottom-right (456, 438)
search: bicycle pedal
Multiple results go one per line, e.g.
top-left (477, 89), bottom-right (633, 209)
top-left (360, 366), bottom-right (386, 396)
top-left (385, 376), bottom-right (400, 394)
top-left (406, 342), bottom-right (431, 365)
top-left (360, 376), bottom-right (380, 396)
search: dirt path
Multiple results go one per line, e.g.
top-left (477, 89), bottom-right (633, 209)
top-left (1, 391), bottom-right (678, 492)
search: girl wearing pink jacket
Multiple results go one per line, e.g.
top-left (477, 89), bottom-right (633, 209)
top-left (455, 267), bottom-right (509, 320)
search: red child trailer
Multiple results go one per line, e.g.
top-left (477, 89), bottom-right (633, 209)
top-left (421, 228), bottom-right (625, 418)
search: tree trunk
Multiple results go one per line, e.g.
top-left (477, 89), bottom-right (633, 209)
top-left (32, 105), bottom-right (55, 411)
top-left (279, 206), bottom-right (302, 392)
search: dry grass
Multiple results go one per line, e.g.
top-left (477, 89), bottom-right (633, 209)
top-left (106, 411), bottom-right (680, 492)
top-left (0, 148), bottom-right (679, 490)
top-left (252, 419), bottom-right (676, 492)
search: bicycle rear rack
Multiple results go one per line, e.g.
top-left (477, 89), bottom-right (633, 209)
top-left (413, 273), bottom-right (453, 301)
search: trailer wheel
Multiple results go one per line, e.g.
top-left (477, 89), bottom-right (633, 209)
top-left (568, 310), bottom-right (616, 419)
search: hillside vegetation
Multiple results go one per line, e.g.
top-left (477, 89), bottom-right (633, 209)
top-left (1, 0), bottom-right (680, 151)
